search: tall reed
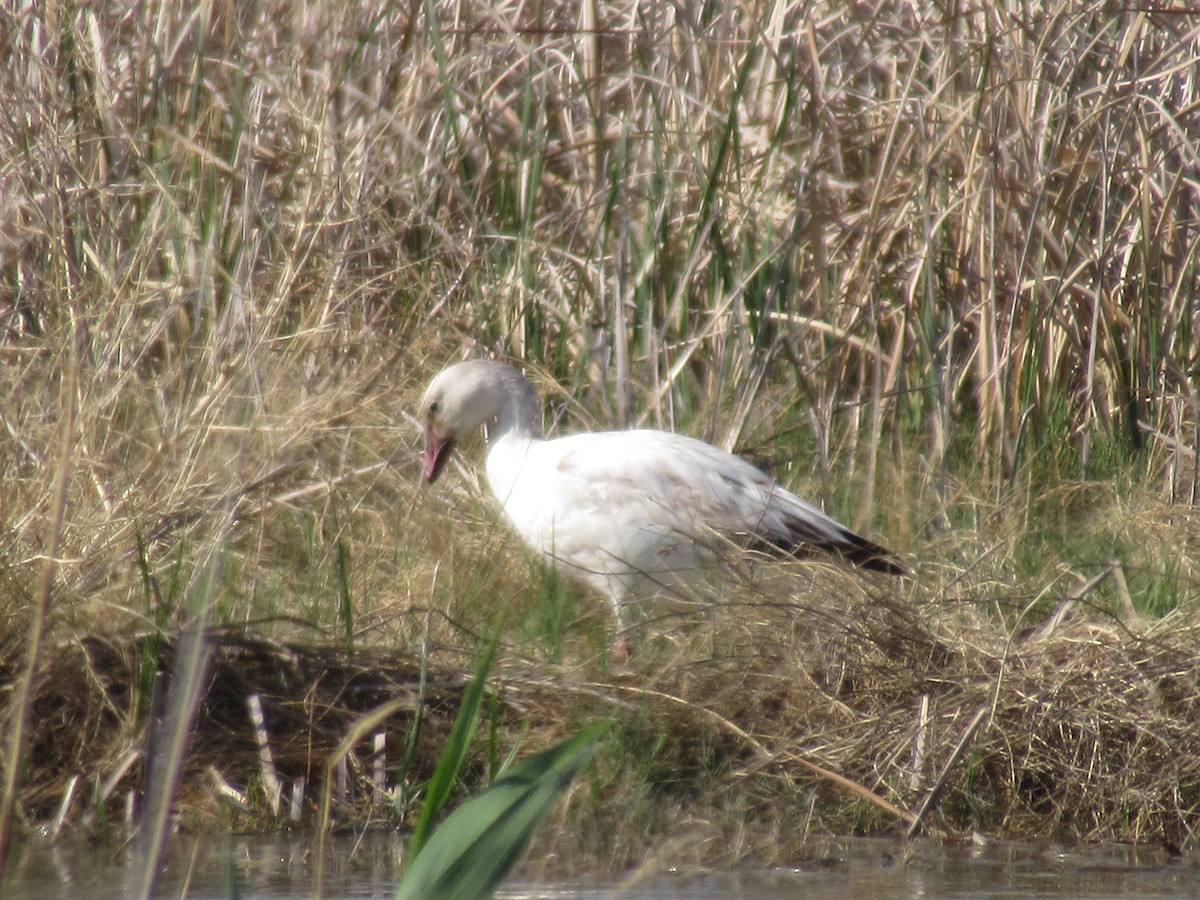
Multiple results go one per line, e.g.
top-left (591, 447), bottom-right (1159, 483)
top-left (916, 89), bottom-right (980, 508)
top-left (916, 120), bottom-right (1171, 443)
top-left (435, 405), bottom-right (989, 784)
top-left (0, 0), bottom-right (1197, 857)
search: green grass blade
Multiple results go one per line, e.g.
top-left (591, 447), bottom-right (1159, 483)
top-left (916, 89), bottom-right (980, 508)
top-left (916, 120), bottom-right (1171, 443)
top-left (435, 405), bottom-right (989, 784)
top-left (396, 723), bottom-right (607, 900)
top-left (336, 537), bottom-right (353, 654)
top-left (407, 634), bottom-right (498, 860)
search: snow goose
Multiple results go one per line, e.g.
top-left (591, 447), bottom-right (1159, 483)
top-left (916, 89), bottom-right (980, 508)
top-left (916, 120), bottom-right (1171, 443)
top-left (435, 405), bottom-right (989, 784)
top-left (420, 359), bottom-right (905, 641)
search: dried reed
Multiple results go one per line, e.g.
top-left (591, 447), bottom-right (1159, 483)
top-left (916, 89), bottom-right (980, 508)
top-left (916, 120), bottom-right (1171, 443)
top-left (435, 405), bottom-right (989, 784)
top-left (1, 0), bottom-right (1198, 873)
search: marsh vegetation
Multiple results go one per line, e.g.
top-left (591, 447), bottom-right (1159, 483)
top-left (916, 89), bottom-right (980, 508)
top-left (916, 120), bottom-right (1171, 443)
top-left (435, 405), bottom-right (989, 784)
top-left (2, 0), bottom-right (1199, 883)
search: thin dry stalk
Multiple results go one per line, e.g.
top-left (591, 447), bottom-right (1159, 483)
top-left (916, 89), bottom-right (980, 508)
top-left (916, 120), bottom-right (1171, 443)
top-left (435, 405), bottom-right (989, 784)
top-left (1, 0), bottom-right (1198, 868)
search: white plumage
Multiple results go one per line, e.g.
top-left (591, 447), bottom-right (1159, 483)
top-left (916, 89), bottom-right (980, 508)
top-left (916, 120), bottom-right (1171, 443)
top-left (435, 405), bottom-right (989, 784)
top-left (420, 359), bottom-right (904, 638)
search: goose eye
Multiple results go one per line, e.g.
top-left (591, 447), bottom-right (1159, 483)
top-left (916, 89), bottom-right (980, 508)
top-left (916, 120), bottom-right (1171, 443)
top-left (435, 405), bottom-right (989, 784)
top-left (428, 400), bottom-right (439, 415)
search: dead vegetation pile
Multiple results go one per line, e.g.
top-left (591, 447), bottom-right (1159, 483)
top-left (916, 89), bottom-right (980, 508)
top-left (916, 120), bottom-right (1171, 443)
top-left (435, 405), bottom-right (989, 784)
top-left (5, 629), bottom-right (480, 829)
top-left (6, 570), bottom-right (1199, 858)
top-left (611, 582), bottom-right (1200, 850)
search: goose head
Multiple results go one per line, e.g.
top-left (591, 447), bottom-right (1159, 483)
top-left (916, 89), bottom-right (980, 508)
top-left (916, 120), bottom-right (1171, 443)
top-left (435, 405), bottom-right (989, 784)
top-left (419, 359), bottom-right (542, 483)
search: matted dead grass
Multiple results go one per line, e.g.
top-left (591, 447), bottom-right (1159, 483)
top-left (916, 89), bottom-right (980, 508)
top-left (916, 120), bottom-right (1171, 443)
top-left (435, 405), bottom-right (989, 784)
top-left (6, 562), bottom-right (1199, 862)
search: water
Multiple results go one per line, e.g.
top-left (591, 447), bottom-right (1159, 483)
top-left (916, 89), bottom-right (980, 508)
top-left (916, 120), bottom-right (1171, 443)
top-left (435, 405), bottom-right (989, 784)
top-left (5, 831), bottom-right (1199, 898)
top-left (502, 839), bottom-right (1200, 899)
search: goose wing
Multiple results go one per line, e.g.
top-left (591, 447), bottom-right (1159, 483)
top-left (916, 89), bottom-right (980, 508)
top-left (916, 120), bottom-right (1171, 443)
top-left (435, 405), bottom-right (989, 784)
top-left (492, 429), bottom-right (902, 575)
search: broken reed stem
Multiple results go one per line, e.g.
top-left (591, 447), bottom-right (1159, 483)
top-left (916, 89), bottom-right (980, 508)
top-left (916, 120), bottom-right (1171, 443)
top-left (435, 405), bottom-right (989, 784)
top-left (1032, 568), bottom-right (1112, 642)
top-left (102, 749), bottom-right (143, 812)
top-left (51, 775), bottom-right (80, 840)
top-left (247, 694), bottom-right (283, 817)
top-left (290, 778), bottom-right (305, 822)
top-left (372, 733), bottom-right (387, 807)
top-left (907, 706), bottom-right (989, 837)
top-left (1109, 559), bottom-right (1139, 623)
top-left (335, 758), bottom-right (348, 811)
top-left (315, 697), bottom-right (413, 893)
top-left (209, 766), bottom-right (251, 811)
top-left (909, 694), bottom-right (930, 793)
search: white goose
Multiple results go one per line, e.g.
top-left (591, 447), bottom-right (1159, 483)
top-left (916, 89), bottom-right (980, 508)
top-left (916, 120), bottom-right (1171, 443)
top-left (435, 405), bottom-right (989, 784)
top-left (419, 359), bottom-right (904, 641)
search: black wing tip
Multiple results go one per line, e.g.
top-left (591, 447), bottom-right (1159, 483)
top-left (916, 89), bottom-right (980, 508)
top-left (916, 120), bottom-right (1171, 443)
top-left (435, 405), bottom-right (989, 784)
top-left (843, 544), bottom-right (909, 577)
top-left (833, 527), bottom-right (908, 576)
top-left (748, 529), bottom-right (909, 576)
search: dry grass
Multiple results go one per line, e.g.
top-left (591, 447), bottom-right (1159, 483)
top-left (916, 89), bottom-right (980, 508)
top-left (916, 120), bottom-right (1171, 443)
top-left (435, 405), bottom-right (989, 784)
top-left (9, 579), bottom-right (1200, 867)
top-left (1, 0), bottom-right (1199, 872)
